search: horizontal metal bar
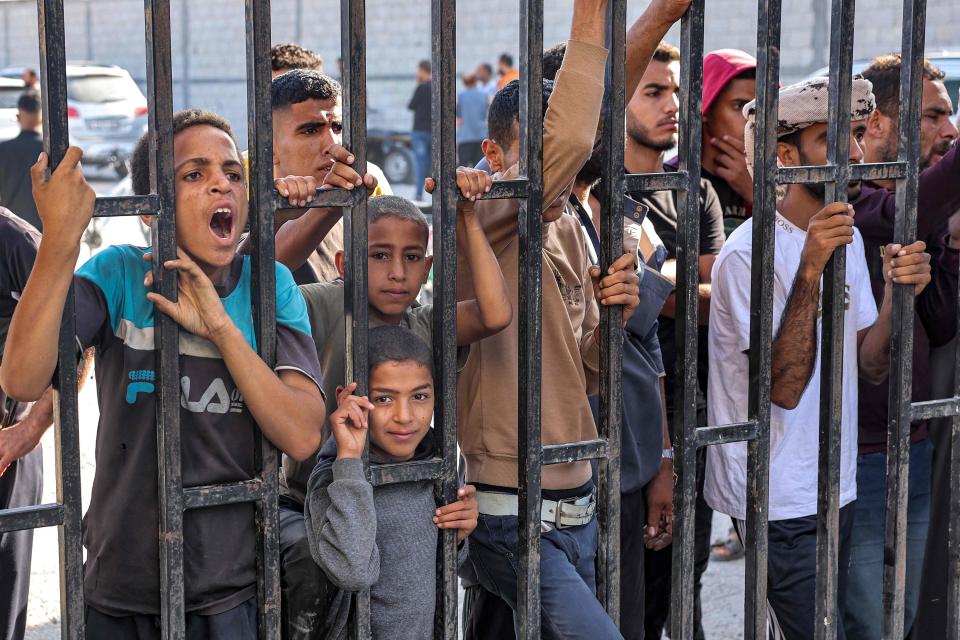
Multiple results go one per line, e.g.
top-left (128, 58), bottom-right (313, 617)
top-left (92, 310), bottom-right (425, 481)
top-left (541, 439), bottom-right (608, 466)
top-left (694, 421), bottom-right (758, 448)
top-left (276, 187), bottom-right (366, 210)
top-left (777, 162), bottom-right (907, 185)
top-left (183, 479), bottom-right (264, 510)
top-left (370, 458), bottom-right (444, 487)
top-left (911, 397), bottom-right (960, 421)
top-left (624, 171), bottom-right (688, 193)
top-left (0, 503), bottom-right (64, 533)
top-left (93, 195), bottom-right (161, 217)
top-left (475, 179), bottom-right (530, 201)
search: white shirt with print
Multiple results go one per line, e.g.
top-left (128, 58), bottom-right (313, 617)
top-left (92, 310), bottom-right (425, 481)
top-left (704, 212), bottom-right (878, 522)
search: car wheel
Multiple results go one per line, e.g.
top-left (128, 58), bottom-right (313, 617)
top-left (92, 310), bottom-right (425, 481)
top-left (383, 148), bottom-right (414, 185)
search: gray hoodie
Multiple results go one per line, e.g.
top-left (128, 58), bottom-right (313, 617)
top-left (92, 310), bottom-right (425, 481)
top-left (304, 434), bottom-right (438, 639)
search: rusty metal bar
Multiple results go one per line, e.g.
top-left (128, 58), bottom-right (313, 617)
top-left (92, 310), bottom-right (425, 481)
top-left (693, 421), bottom-right (758, 448)
top-left (0, 503), bottom-right (63, 534)
top-left (669, 1), bottom-right (705, 638)
top-left (624, 171), bottom-right (688, 193)
top-left (743, 0), bottom-right (780, 636)
top-left (777, 162), bottom-right (908, 185)
top-left (93, 195), bottom-right (162, 217)
top-left (275, 188), bottom-right (365, 210)
top-left (912, 397), bottom-right (960, 421)
top-left (475, 179), bottom-right (530, 200)
top-left (813, 0), bottom-right (855, 637)
top-left (183, 480), bottom-right (265, 511)
top-left (542, 439), bottom-right (609, 466)
top-left (516, 0), bottom-right (544, 637)
top-left (429, 0), bottom-right (459, 636)
top-left (370, 459), bottom-right (444, 487)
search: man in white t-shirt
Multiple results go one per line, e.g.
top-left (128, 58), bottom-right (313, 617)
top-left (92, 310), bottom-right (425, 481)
top-left (705, 78), bottom-right (932, 640)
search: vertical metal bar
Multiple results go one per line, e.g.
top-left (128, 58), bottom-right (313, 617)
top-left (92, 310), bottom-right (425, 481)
top-left (880, 2), bottom-right (926, 638)
top-left (669, 2), bottom-right (705, 638)
top-left (744, 0), bottom-right (781, 636)
top-left (516, 0), bottom-right (543, 637)
top-left (144, 0), bottom-right (183, 636)
top-left (595, 0), bottom-right (625, 622)
top-left (950, 298), bottom-right (960, 636)
top-left (244, 1), bottom-right (281, 637)
top-left (429, 0), bottom-right (459, 637)
top-left (814, 0), bottom-right (855, 637)
top-left (36, 2), bottom-right (85, 636)
top-left (341, 0), bottom-right (370, 637)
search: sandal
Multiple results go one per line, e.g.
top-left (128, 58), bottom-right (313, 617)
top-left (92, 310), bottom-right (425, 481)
top-left (709, 530), bottom-right (745, 562)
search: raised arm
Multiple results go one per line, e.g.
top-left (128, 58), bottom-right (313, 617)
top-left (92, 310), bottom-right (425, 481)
top-left (625, 0), bottom-right (694, 101)
top-left (0, 149), bottom-right (95, 401)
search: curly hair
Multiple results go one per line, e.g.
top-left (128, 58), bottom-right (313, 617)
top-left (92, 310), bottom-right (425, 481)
top-left (271, 43), bottom-right (323, 73)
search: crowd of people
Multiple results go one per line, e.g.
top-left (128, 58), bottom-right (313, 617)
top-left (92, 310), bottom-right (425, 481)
top-left (0, 0), bottom-right (958, 638)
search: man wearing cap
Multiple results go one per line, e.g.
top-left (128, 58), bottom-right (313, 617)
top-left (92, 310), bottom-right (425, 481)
top-left (705, 77), bottom-right (932, 639)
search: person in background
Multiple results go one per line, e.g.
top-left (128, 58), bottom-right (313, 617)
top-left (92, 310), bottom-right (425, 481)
top-left (20, 69), bottom-right (38, 92)
top-left (457, 72), bottom-right (489, 168)
top-left (476, 63), bottom-right (498, 101)
top-left (408, 60), bottom-right (433, 201)
top-left (0, 92), bottom-right (44, 232)
top-left (271, 43), bottom-right (323, 77)
top-left (496, 53), bottom-right (519, 90)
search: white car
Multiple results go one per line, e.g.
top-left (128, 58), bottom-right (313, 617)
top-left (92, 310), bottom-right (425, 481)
top-left (1, 63), bottom-right (148, 177)
top-left (0, 77), bottom-right (25, 142)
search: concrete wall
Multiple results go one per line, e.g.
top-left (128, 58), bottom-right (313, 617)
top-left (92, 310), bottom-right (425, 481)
top-left (1, 0), bottom-right (957, 148)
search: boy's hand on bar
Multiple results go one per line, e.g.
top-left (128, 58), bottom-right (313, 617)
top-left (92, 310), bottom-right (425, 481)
top-left (30, 147), bottom-right (96, 250)
top-left (320, 144), bottom-right (378, 192)
top-left (882, 241), bottom-right (931, 296)
top-left (143, 249), bottom-right (233, 342)
top-left (434, 484), bottom-right (479, 544)
top-left (329, 382), bottom-right (373, 460)
top-left (275, 174), bottom-right (318, 208)
top-left (590, 252), bottom-right (641, 325)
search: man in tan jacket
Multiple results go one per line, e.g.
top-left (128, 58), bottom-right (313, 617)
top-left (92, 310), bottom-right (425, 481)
top-left (456, 0), bottom-right (692, 637)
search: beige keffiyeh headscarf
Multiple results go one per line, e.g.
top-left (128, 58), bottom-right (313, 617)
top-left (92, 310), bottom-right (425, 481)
top-left (742, 77), bottom-right (876, 172)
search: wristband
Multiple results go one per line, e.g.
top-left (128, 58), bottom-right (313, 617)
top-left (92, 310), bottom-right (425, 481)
top-left (661, 448), bottom-right (674, 460)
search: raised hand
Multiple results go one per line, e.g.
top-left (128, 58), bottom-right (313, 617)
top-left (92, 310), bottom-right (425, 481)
top-left (799, 202), bottom-right (856, 279)
top-left (883, 241), bottom-right (931, 296)
top-left (590, 252), bottom-right (641, 324)
top-left (321, 144), bottom-right (378, 192)
top-left (709, 135), bottom-right (754, 204)
top-left (433, 484), bottom-right (479, 543)
top-left (329, 382), bottom-right (374, 460)
top-left (30, 148), bottom-right (96, 246)
top-left (143, 249), bottom-right (233, 341)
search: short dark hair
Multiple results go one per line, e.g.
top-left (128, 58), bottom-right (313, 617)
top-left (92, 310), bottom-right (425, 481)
top-left (367, 195), bottom-right (430, 245)
top-left (487, 78), bottom-right (554, 150)
top-left (861, 53), bottom-right (945, 119)
top-left (272, 69), bottom-right (341, 111)
top-left (130, 109), bottom-right (241, 196)
top-left (543, 43), bottom-right (566, 82)
top-left (17, 91), bottom-right (40, 114)
top-left (652, 42), bottom-right (681, 64)
top-left (500, 53), bottom-right (514, 68)
top-left (418, 60), bottom-right (431, 74)
top-left (271, 43), bottom-right (323, 73)
top-left (368, 325), bottom-right (434, 378)
top-left (480, 63), bottom-right (493, 76)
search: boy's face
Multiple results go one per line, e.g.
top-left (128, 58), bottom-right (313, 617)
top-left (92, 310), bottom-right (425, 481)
top-left (169, 125), bottom-right (248, 275)
top-left (368, 360), bottom-right (435, 462)
top-left (336, 216), bottom-right (432, 323)
top-left (272, 97), bottom-right (344, 180)
top-left (704, 76), bottom-right (755, 144)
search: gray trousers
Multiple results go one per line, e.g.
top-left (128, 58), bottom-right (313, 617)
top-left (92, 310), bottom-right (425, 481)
top-left (0, 445), bottom-right (42, 640)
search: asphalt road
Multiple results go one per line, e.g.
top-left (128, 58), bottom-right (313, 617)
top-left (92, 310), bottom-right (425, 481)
top-left (22, 175), bottom-right (747, 639)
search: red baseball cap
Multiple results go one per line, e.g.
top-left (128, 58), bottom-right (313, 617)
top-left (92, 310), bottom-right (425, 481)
top-left (702, 49), bottom-right (757, 115)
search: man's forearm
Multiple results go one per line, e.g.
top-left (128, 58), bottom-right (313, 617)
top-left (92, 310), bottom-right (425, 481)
top-left (570, 0), bottom-right (607, 45)
top-left (770, 271), bottom-right (820, 409)
top-left (0, 242), bottom-right (80, 400)
top-left (274, 208), bottom-right (342, 270)
top-left (859, 293), bottom-right (892, 384)
top-left (211, 324), bottom-right (323, 461)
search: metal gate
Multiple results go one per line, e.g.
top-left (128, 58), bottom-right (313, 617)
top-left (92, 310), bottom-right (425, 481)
top-left (0, 0), bottom-right (951, 639)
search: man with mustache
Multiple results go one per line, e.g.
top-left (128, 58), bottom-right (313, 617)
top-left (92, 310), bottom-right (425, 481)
top-left (622, 41), bottom-right (724, 640)
top-left (843, 54), bottom-right (960, 639)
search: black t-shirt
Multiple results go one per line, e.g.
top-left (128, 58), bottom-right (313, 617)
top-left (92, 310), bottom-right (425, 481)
top-left (408, 82), bottom-right (432, 133)
top-left (0, 207), bottom-right (40, 425)
top-left (702, 168), bottom-right (751, 236)
top-left (627, 169), bottom-right (725, 419)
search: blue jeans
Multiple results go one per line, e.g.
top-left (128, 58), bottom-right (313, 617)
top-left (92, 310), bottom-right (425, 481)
top-left (410, 130), bottom-right (432, 200)
top-left (462, 514), bottom-right (623, 639)
top-left (844, 438), bottom-right (932, 639)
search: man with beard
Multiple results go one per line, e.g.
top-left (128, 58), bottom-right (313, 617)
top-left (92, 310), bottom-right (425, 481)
top-left (850, 54), bottom-right (960, 639)
top-left (623, 40), bottom-right (723, 640)
top-left (707, 77), bottom-right (932, 640)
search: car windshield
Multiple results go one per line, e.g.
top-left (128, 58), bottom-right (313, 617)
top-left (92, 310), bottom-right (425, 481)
top-left (0, 88), bottom-right (21, 109)
top-left (67, 74), bottom-right (141, 103)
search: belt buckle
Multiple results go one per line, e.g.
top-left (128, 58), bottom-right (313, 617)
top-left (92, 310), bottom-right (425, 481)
top-left (553, 496), bottom-right (577, 529)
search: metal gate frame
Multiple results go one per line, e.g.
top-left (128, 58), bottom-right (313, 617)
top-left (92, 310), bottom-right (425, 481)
top-left (0, 1), bottom-right (950, 639)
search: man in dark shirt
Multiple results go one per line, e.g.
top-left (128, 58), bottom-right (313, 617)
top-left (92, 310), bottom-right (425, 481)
top-left (623, 41), bottom-right (724, 640)
top-left (845, 55), bottom-right (959, 640)
top-left (0, 93), bottom-right (44, 231)
top-left (408, 60), bottom-right (432, 201)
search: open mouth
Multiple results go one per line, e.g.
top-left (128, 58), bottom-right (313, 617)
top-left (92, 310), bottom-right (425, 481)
top-left (210, 207), bottom-right (234, 240)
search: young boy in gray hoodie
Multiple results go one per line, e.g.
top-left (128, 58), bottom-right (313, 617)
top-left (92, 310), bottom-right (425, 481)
top-left (304, 325), bottom-right (478, 639)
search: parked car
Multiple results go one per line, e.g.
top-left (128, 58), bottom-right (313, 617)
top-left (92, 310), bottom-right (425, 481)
top-left (806, 51), bottom-right (960, 122)
top-left (0, 77), bottom-right (25, 142)
top-left (1, 63), bottom-right (148, 177)
top-left (367, 127), bottom-right (416, 185)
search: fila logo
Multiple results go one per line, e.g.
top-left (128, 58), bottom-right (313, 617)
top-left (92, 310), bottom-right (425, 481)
top-left (180, 376), bottom-right (245, 414)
